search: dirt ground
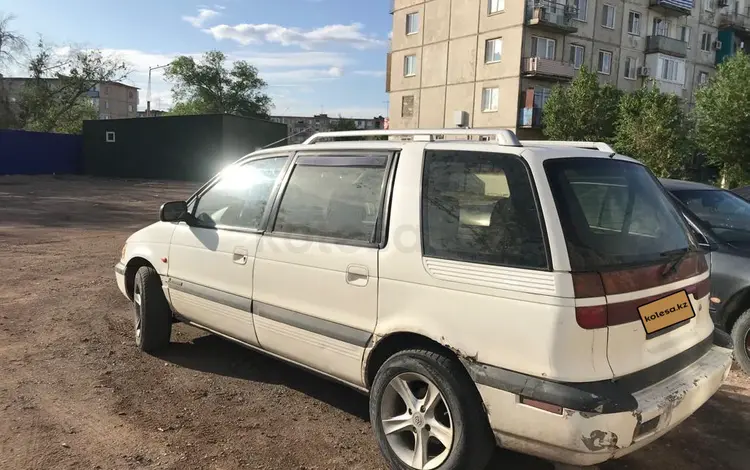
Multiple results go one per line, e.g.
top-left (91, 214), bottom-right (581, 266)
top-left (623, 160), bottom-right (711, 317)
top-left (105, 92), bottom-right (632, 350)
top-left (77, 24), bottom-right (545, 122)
top-left (1, 175), bottom-right (749, 470)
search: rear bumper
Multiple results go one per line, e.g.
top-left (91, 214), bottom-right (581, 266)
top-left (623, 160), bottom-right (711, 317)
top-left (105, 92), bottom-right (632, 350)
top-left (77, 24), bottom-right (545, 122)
top-left (468, 335), bottom-right (733, 466)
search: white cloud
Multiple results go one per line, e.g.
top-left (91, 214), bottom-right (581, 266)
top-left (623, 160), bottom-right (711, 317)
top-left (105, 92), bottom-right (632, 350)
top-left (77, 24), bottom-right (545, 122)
top-left (232, 51), bottom-right (349, 68)
top-left (262, 66), bottom-right (343, 83)
top-left (204, 22), bottom-right (385, 49)
top-left (353, 70), bottom-right (385, 77)
top-left (182, 8), bottom-right (220, 28)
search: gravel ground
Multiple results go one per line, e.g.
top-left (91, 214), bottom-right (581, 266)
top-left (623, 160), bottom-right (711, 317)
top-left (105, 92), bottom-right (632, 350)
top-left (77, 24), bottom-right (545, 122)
top-left (1, 174), bottom-right (749, 470)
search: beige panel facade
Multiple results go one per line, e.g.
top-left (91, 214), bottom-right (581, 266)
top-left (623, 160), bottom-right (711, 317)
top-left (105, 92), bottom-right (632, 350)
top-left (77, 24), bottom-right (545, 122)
top-left (387, 0), bottom-right (718, 132)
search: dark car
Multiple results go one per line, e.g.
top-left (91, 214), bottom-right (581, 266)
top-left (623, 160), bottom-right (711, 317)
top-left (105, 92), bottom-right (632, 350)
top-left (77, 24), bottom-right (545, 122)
top-left (732, 185), bottom-right (750, 202)
top-left (661, 178), bottom-right (750, 373)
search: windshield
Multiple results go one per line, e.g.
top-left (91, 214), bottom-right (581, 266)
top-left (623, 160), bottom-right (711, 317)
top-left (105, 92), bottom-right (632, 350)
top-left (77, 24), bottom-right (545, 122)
top-left (671, 189), bottom-right (750, 246)
top-left (545, 158), bottom-right (693, 271)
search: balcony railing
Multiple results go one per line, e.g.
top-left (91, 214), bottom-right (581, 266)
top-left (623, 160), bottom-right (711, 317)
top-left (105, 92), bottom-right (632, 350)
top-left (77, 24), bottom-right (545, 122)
top-left (525, 0), bottom-right (578, 34)
top-left (522, 57), bottom-right (575, 80)
top-left (649, 0), bottom-right (693, 16)
top-left (719, 9), bottom-right (750, 33)
top-left (646, 35), bottom-right (688, 58)
top-left (518, 107), bottom-right (543, 129)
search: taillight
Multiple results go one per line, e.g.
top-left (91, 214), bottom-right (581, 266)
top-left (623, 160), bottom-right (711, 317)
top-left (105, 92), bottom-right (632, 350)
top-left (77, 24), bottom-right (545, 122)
top-left (575, 305), bottom-right (608, 329)
top-left (572, 273), bottom-right (608, 329)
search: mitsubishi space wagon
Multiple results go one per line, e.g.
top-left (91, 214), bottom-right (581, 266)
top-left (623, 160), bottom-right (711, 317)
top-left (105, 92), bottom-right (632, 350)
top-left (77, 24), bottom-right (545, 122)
top-left (115, 128), bottom-right (733, 469)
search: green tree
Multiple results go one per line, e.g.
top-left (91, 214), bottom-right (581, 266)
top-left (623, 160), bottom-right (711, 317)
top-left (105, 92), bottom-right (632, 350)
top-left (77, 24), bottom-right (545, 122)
top-left (18, 39), bottom-right (128, 133)
top-left (165, 50), bottom-right (272, 119)
top-left (0, 12), bottom-right (27, 71)
top-left (694, 52), bottom-right (750, 188)
top-left (614, 84), bottom-right (692, 178)
top-left (330, 115), bottom-right (357, 131)
top-left (542, 66), bottom-right (622, 142)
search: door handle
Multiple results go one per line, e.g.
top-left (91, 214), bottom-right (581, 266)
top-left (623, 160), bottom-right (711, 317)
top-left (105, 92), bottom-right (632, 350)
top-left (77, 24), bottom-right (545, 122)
top-left (233, 247), bottom-right (249, 265)
top-left (346, 265), bottom-right (369, 287)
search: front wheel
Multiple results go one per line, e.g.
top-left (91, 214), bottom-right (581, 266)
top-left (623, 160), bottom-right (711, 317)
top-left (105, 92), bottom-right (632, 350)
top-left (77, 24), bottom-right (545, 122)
top-left (730, 310), bottom-right (750, 374)
top-left (369, 349), bottom-right (495, 470)
top-left (133, 265), bottom-right (172, 353)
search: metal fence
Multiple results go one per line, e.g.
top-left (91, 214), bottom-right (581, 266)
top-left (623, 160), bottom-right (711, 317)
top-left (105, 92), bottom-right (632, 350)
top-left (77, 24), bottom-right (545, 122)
top-left (0, 129), bottom-right (82, 175)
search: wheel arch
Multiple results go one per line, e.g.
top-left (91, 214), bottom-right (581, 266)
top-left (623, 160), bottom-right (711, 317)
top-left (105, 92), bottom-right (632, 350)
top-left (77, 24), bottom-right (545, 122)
top-left (364, 331), bottom-right (471, 390)
top-left (124, 257), bottom-right (155, 300)
top-left (720, 285), bottom-right (750, 332)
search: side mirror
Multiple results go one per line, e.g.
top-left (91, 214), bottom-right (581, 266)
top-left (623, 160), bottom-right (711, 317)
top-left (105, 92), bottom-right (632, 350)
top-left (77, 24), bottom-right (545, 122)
top-left (160, 201), bottom-right (189, 223)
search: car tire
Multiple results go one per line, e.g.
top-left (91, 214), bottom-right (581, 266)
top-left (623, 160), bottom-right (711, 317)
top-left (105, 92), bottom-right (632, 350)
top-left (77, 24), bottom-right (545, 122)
top-left (369, 348), bottom-right (495, 470)
top-left (133, 265), bottom-right (172, 353)
top-left (730, 310), bottom-right (750, 375)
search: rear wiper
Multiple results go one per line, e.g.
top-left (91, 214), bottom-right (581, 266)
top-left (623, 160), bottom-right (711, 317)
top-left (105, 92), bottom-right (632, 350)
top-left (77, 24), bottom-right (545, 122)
top-left (660, 247), bottom-right (692, 278)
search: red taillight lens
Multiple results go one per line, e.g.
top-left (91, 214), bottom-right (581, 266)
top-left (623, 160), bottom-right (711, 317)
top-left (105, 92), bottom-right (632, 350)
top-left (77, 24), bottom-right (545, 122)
top-left (575, 305), bottom-right (608, 329)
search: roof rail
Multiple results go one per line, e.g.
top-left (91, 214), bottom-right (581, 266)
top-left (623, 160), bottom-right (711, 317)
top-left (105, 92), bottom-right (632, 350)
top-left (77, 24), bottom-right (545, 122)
top-left (303, 128), bottom-right (522, 146)
top-left (520, 140), bottom-right (616, 153)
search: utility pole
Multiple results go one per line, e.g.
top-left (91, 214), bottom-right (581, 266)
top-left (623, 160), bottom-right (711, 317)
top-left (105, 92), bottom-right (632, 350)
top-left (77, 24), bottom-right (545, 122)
top-left (147, 63), bottom-right (171, 117)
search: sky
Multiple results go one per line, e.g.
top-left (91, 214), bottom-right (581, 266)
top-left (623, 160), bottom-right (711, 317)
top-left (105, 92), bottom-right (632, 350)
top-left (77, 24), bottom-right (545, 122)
top-left (1, 0), bottom-right (392, 118)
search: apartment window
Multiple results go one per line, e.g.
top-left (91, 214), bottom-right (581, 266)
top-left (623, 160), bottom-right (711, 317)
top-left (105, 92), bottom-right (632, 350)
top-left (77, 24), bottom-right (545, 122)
top-left (660, 57), bottom-right (680, 82)
top-left (531, 36), bottom-right (556, 59)
top-left (104, 86), bottom-right (110, 95)
top-left (488, 0), bottom-right (505, 14)
top-left (569, 44), bottom-right (585, 69)
top-left (628, 11), bottom-right (641, 35)
top-left (601, 4), bottom-right (616, 29)
top-left (704, 0), bottom-right (715, 11)
top-left (404, 54), bottom-right (416, 76)
top-left (653, 18), bottom-right (671, 37)
top-left (104, 100), bottom-right (109, 109)
top-left (481, 87), bottom-right (499, 112)
top-left (534, 87), bottom-right (552, 109)
top-left (698, 71), bottom-right (709, 86)
top-left (701, 32), bottom-right (713, 52)
top-left (128, 90), bottom-right (134, 99)
top-left (597, 50), bottom-right (613, 74)
top-left (401, 95), bottom-right (415, 117)
top-left (573, 0), bottom-right (588, 21)
top-left (485, 38), bottom-right (503, 63)
top-left (406, 12), bottom-right (419, 35)
top-left (128, 104), bottom-right (133, 112)
top-left (624, 57), bottom-right (638, 80)
top-left (681, 26), bottom-right (692, 48)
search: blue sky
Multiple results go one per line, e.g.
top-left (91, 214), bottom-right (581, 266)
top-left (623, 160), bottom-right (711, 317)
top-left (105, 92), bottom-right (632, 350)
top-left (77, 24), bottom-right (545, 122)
top-left (1, 0), bottom-right (392, 117)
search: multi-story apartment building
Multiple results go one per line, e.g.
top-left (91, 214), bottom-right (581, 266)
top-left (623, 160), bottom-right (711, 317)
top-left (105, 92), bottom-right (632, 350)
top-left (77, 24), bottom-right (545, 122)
top-left (1, 78), bottom-right (139, 120)
top-left (386, 0), bottom-right (744, 137)
top-left (270, 113), bottom-right (386, 144)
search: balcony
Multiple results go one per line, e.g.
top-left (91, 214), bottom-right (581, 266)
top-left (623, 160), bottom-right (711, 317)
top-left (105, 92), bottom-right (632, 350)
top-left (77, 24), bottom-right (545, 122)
top-left (518, 107), bottom-right (543, 129)
top-left (719, 9), bottom-right (750, 34)
top-left (646, 35), bottom-right (688, 58)
top-left (649, 0), bottom-right (693, 16)
top-left (521, 57), bottom-right (575, 80)
top-left (525, 1), bottom-right (578, 34)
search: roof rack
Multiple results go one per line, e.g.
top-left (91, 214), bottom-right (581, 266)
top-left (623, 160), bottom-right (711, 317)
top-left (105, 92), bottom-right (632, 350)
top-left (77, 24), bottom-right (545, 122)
top-left (520, 140), bottom-right (616, 153)
top-left (302, 128), bottom-right (522, 146)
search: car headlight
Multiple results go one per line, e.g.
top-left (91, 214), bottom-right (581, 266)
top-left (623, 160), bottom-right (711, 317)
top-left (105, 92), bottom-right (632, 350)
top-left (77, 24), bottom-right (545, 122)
top-left (121, 244), bottom-right (127, 261)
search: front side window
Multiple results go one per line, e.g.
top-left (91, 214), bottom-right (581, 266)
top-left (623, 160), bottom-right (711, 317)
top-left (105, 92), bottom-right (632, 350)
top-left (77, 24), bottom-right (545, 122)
top-left (531, 36), bottom-right (556, 59)
top-left (545, 159), bottom-right (692, 271)
top-left (485, 38), bottom-right (503, 63)
top-left (274, 155), bottom-right (388, 243)
top-left (602, 4), bottom-right (616, 29)
top-left (422, 150), bottom-right (548, 269)
top-left (598, 50), bottom-right (613, 74)
top-left (194, 157), bottom-right (288, 229)
top-left (406, 12), bottom-right (419, 35)
top-left (672, 189), bottom-right (750, 247)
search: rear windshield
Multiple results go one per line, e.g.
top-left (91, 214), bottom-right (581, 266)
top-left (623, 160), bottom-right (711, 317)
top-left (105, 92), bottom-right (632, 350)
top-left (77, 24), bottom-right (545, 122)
top-left (545, 158), bottom-right (692, 271)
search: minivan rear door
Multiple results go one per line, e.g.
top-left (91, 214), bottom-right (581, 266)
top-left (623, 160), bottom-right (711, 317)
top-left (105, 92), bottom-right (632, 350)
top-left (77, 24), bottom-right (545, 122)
top-left (545, 158), bottom-right (713, 378)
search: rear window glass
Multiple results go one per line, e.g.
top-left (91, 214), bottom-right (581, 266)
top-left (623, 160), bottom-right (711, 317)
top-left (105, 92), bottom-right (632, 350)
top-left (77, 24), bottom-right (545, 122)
top-left (421, 150), bottom-right (548, 270)
top-left (545, 158), bottom-right (691, 271)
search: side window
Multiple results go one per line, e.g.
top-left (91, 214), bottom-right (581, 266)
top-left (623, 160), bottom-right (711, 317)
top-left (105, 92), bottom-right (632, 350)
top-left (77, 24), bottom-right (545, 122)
top-left (421, 150), bottom-right (548, 269)
top-left (193, 156), bottom-right (287, 229)
top-left (273, 154), bottom-right (389, 243)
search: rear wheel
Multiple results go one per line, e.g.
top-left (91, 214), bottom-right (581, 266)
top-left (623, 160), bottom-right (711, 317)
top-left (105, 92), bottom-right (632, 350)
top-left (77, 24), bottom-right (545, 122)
top-left (369, 349), bottom-right (494, 470)
top-left (730, 310), bottom-right (750, 374)
top-left (133, 266), bottom-right (172, 353)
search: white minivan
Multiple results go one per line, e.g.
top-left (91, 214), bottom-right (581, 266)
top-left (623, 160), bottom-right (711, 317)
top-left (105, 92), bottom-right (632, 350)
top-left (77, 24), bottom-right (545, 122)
top-left (115, 129), bottom-right (733, 469)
